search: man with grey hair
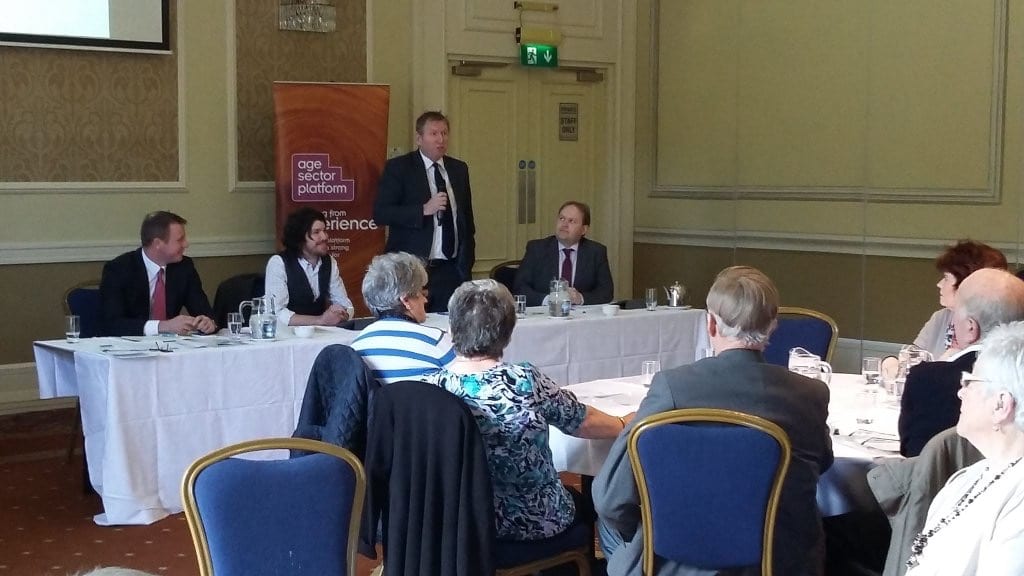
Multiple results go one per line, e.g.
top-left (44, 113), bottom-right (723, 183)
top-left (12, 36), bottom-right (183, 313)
top-left (593, 265), bottom-right (833, 576)
top-left (900, 267), bottom-right (1024, 456)
top-left (351, 252), bottom-right (455, 384)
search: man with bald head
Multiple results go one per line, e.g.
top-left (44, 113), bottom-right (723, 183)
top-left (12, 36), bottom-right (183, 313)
top-left (899, 267), bottom-right (1024, 456)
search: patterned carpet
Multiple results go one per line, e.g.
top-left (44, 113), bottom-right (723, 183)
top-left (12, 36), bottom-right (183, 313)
top-left (0, 408), bottom-right (381, 576)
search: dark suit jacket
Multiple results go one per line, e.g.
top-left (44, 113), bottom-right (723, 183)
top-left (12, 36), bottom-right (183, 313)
top-left (513, 236), bottom-right (614, 306)
top-left (593, 349), bottom-right (834, 576)
top-left (374, 150), bottom-right (476, 281)
top-left (898, 351), bottom-right (978, 457)
top-left (99, 248), bottom-right (214, 336)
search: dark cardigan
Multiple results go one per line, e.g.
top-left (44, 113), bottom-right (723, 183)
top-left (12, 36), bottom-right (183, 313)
top-left (360, 381), bottom-right (496, 576)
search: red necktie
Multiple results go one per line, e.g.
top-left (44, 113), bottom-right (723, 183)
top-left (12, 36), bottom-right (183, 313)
top-left (561, 248), bottom-right (574, 286)
top-left (151, 268), bottom-right (167, 321)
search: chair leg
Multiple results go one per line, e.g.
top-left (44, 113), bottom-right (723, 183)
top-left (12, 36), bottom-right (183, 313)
top-left (575, 554), bottom-right (592, 576)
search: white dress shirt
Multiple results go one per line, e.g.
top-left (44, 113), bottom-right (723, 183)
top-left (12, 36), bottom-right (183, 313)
top-left (946, 343), bottom-right (983, 362)
top-left (420, 151), bottom-right (458, 260)
top-left (541, 241), bottom-right (581, 305)
top-left (140, 249), bottom-right (164, 336)
top-left (264, 254), bottom-right (354, 325)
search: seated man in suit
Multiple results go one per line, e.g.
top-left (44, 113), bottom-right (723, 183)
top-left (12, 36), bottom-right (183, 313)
top-left (265, 207), bottom-right (354, 327)
top-left (593, 266), bottom-right (834, 576)
top-left (899, 267), bottom-right (1024, 456)
top-left (99, 211), bottom-right (216, 336)
top-left (513, 200), bottom-right (614, 306)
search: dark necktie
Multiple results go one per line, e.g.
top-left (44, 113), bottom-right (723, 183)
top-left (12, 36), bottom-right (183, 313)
top-left (151, 268), bottom-right (167, 321)
top-left (433, 163), bottom-right (456, 259)
top-left (561, 248), bottom-right (574, 285)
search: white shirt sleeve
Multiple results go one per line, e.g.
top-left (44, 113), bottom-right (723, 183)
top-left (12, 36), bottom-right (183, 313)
top-left (328, 258), bottom-right (355, 318)
top-left (143, 320), bottom-right (159, 336)
top-left (264, 255), bottom-right (295, 326)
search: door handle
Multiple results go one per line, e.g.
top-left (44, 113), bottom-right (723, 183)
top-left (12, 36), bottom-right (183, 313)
top-left (527, 160), bottom-right (537, 224)
top-left (517, 160), bottom-right (527, 225)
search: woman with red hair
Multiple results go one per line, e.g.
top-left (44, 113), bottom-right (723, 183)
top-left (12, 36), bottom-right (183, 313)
top-left (915, 239), bottom-right (1007, 358)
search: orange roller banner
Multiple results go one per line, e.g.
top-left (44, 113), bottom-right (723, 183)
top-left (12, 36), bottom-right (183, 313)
top-left (273, 82), bottom-right (390, 317)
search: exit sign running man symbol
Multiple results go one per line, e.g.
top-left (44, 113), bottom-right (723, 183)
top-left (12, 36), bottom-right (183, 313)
top-left (520, 44), bottom-right (558, 68)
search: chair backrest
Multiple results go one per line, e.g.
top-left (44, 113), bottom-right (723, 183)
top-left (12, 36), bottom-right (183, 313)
top-left (362, 380), bottom-right (495, 576)
top-left (181, 437), bottom-right (365, 576)
top-left (64, 280), bottom-right (102, 339)
top-left (628, 408), bottom-right (791, 576)
top-left (212, 273), bottom-right (265, 328)
top-left (489, 260), bottom-right (521, 294)
top-left (763, 306), bottom-right (839, 367)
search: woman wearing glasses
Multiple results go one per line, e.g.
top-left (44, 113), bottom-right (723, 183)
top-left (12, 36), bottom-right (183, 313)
top-left (904, 322), bottom-right (1024, 575)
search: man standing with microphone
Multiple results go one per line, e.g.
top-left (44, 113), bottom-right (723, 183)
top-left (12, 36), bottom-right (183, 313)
top-left (374, 111), bottom-right (476, 312)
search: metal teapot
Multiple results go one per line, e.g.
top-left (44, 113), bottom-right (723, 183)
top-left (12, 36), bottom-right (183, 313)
top-left (663, 282), bottom-right (686, 307)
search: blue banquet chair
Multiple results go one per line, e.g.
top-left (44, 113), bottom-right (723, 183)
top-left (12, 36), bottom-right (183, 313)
top-left (627, 408), bottom-right (792, 576)
top-left (489, 259), bottom-right (521, 295)
top-left (63, 280), bottom-right (102, 465)
top-left (763, 306), bottom-right (839, 367)
top-left (181, 437), bottom-right (365, 576)
top-left (64, 280), bottom-right (102, 339)
top-left (212, 272), bottom-right (265, 328)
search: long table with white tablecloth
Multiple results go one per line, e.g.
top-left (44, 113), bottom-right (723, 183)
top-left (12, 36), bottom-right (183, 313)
top-left (548, 372), bottom-right (902, 517)
top-left (34, 305), bottom-right (708, 525)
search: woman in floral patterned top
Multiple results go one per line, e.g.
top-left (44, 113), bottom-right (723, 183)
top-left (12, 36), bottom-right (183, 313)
top-left (432, 279), bottom-right (632, 541)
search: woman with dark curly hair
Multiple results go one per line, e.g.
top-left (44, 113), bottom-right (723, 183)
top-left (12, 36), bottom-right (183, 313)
top-left (914, 239), bottom-right (1006, 358)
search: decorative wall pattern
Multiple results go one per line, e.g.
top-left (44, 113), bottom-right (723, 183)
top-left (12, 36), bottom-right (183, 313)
top-left (235, 0), bottom-right (366, 182)
top-left (0, 2), bottom-right (179, 182)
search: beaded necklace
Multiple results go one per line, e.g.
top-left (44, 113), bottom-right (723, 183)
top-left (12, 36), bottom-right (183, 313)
top-left (906, 457), bottom-right (1022, 569)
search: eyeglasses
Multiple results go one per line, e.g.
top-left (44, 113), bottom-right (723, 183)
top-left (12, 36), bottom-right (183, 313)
top-left (960, 372), bottom-right (989, 389)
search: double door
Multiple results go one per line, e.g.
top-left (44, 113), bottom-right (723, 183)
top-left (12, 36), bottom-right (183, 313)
top-left (447, 65), bottom-right (607, 276)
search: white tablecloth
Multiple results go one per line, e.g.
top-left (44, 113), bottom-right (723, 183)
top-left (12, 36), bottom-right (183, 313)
top-left (548, 372), bottom-right (902, 517)
top-left (34, 332), bottom-right (355, 525)
top-left (425, 305), bottom-right (709, 383)
top-left (34, 306), bottom-right (708, 525)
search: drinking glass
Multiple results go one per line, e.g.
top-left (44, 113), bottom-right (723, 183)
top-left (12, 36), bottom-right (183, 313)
top-left (856, 386), bottom-right (879, 425)
top-left (227, 312), bottom-right (243, 340)
top-left (862, 357), bottom-right (881, 387)
top-left (65, 315), bottom-right (81, 343)
top-left (880, 355), bottom-right (900, 395)
top-left (644, 288), bottom-right (658, 311)
top-left (641, 360), bottom-right (661, 385)
top-left (514, 295), bottom-right (527, 318)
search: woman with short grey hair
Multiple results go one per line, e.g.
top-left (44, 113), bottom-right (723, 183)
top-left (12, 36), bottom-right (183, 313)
top-left (904, 321), bottom-right (1024, 574)
top-left (351, 252), bottom-right (455, 384)
top-left (433, 279), bottom-right (630, 542)
top-left (361, 252), bottom-right (429, 317)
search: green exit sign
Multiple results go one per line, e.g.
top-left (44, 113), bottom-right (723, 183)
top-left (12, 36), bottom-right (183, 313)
top-left (520, 44), bottom-right (558, 68)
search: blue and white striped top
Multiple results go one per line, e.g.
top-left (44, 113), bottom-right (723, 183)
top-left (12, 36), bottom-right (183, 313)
top-left (351, 317), bottom-right (456, 384)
